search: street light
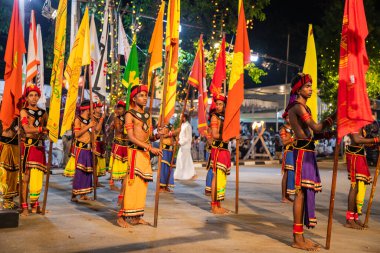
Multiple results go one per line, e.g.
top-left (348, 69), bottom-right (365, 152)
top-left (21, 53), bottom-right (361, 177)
top-left (41, 0), bottom-right (57, 20)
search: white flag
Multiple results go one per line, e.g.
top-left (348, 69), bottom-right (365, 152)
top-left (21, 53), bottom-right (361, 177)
top-left (93, 0), bottom-right (109, 98)
top-left (118, 15), bottom-right (130, 60)
top-left (36, 24), bottom-right (46, 109)
top-left (90, 14), bottom-right (100, 89)
top-left (25, 10), bottom-right (40, 86)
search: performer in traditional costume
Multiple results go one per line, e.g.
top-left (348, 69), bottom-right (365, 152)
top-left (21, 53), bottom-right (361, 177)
top-left (20, 84), bottom-right (48, 215)
top-left (279, 112), bottom-right (295, 203)
top-left (287, 73), bottom-right (335, 251)
top-left (174, 114), bottom-right (196, 180)
top-left (93, 102), bottom-right (106, 186)
top-left (109, 100), bottom-right (129, 191)
top-left (159, 123), bottom-right (178, 193)
top-left (206, 94), bottom-right (231, 214)
top-left (0, 117), bottom-right (20, 209)
top-left (344, 126), bottom-right (379, 229)
top-left (71, 100), bottom-right (103, 202)
top-left (117, 85), bottom-right (162, 228)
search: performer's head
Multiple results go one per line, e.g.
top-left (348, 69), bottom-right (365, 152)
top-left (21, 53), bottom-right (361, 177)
top-left (116, 100), bottom-right (126, 115)
top-left (94, 101), bottom-right (103, 115)
top-left (291, 73), bottom-right (312, 100)
top-left (213, 94), bottom-right (227, 113)
top-left (79, 100), bottom-right (91, 117)
top-left (130, 85), bottom-right (148, 108)
top-left (182, 113), bottom-right (189, 123)
top-left (25, 83), bottom-right (41, 107)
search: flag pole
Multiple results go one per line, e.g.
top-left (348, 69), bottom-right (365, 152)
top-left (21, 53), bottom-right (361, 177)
top-left (167, 83), bottom-right (192, 187)
top-left (148, 70), bottom-right (156, 118)
top-left (41, 141), bottom-right (53, 215)
top-left (364, 148), bottom-right (380, 227)
top-left (326, 145), bottom-right (340, 249)
top-left (80, 67), bottom-right (88, 103)
top-left (17, 118), bottom-right (23, 209)
top-left (88, 65), bottom-right (98, 200)
top-left (235, 138), bottom-right (240, 214)
top-left (154, 51), bottom-right (171, 228)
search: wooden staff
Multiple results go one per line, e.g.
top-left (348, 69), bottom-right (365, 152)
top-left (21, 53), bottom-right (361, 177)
top-left (364, 147), bottom-right (380, 227)
top-left (41, 141), bottom-right (53, 215)
top-left (235, 138), bottom-right (240, 214)
top-left (80, 67), bottom-right (88, 103)
top-left (88, 65), bottom-right (98, 200)
top-left (167, 84), bottom-right (192, 187)
top-left (17, 118), bottom-right (23, 208)
top-left (154, 50), bottom-right (171, 228)
top-left (325, 144), bottom-right (340, 250)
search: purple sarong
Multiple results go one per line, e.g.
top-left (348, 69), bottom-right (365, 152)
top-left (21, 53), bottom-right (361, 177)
top-left (72, 147), bottom-right (93, 195)
top-left (293, 140), bottom-right (321, 228)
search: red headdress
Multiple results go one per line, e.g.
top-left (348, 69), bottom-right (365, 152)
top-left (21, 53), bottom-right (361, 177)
top-left (130, 85), bottom-right (148, 100)
top-left (117, 100), bottom-right (126, 108)
top-left (291, 73), bottom-right (312, 94)
top-left (25, 83), bottom-right (41, 97)
top-left (213, 93), bottom-right (227, 103)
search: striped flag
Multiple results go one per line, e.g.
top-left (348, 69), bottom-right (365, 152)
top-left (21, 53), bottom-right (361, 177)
top-left (25, 10), bottom-right (40, 87)
top-left (36, 24), bottom-right (46, 109)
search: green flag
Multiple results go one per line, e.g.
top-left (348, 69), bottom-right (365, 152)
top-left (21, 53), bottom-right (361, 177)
top-left (122, 39), bottom-right (139, 110)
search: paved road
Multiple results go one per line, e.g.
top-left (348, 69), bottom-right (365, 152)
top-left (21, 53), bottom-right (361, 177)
top-left (1, 162), bottom-right (379, 252)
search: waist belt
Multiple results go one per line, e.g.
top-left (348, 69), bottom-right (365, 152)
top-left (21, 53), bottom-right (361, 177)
top-left (75, 141), bottom-right (91, 149)
top-left (162, 144), bottom-right (173, 150)
top-left (24, 138), bottom-right (44, 147)
top-left (212, 140), bottom-right (229, 150)
top-left (346, 145), bottom-right (365, 155)
top-left (284, 144), bottom-right (293, 151)
top-left (114, 138), bottom-right (129, 146)
top-left (129, 144), bottom-right (146, 151)
top-left (0, 136), bottom-right (18, 145)
top-left (293, 139), bottom-right (315, 151)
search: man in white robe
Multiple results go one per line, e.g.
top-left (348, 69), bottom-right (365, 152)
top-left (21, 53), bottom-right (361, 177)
top-left (174, 114), bottom-right (196, 180)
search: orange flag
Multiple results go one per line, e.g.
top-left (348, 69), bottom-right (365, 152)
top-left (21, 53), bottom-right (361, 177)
top-left (188, 35), bottom-right (208, 136)
top-left (163, 0), bottom-right (180, 124)
top-left (0, 0), bottom-right (26, 129)
top-left (337, 0), bottom-right (373, 143)
top-left (222, 1), bottom-right (250, 141)
top-left (209, 35), bottom-right (226, 112)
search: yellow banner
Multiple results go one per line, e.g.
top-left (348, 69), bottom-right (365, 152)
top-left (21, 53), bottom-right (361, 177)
top-left (163, 0), bottom-right (180, 124)
top-left (60, 8), bottom-right (90, 137)
top-left (304, 24), bottom-right (318, 121)
top-left (47, 0), bottom-right (67, 142)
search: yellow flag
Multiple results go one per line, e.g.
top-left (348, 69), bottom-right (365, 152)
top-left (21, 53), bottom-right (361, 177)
top-left (60, 8), bottom-right (90, 137)
top-left (163, 0), bottom-right (180, 124)
top-left (303, 24), bottom-right (318, 121)
top-left (47, 0), bottom-right (67, 142)
top-left (147, 1), bottom-right (165, 89)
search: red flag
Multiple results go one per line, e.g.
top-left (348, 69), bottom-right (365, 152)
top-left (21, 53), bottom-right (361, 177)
top-left (188, 35), bottom-right (208, 136)
top-left (337, 0), bottom-right (373, 143)
top-left (0, 0), bottom-right (26, 129)
top-left (222, 1), bottom-right (250, 141)
top-left (209, 36), bottom-right (226, 111)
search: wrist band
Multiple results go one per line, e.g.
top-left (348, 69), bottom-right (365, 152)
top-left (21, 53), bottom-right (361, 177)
top-left (22, 202), bottom-right (28, 209)
top-left (374, 137), bottom-right (379, 144)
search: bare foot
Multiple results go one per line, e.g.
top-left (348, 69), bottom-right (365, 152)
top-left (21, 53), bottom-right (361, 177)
top-left (129, 217), bottom-right (151, 226)
top-left (354, 219), bottom-right (368, 228)
top-left (110, 185), bottom-right (120, 191)
top-left (304, 238), bottom-right (320, 248)
top-left (211, 206), bottom-right (232, 215)
top-left (71, 197), bottom-right (79, 203)
top-left (31, 206), bottom-right (41, 214)
top-left (20, 209), bottom-right (29, 216)
top-left (281, 198), bottom-right (292, 203)
top-left (292, 235), bottom-right (319, 251)
top-left (165, 188), bottom-right (174, 193)
top-left (117, 217), bottom-right (131, 228)
top-left (344, 220), bottom-right (365, 230)
top-left (159, 188), bottom-right (166, 193)
top-left (79, 195), bottom-right (93, 201)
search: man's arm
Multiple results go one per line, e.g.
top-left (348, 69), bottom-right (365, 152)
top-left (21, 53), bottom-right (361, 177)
top-left (295, 104), bottom-right (334, 133)
top-left (351, 132), bottom-right (380, 145)
top-left (74, 118), bottom-right (95, 138)
top-left (20, 110), bottom-right (39, 134)
top-left (210, 115), bottom-right (220, 139)
top-left (279, 128), bottom-right (293, 146)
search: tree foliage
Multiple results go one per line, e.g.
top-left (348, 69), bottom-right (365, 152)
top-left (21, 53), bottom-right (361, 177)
top-left (315, 0), bottom-right (380, 112)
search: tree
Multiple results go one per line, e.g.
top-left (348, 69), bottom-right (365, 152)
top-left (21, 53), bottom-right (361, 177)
top-left (315, 0), bottom-right (380, 113)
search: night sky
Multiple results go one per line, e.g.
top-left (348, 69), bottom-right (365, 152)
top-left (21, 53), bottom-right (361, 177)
top-left (0, 0), bottom-right (375, 88)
